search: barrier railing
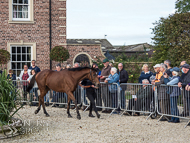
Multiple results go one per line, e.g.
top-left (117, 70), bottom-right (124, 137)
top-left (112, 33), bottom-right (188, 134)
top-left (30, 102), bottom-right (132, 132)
top-left (120, 83), bottom-right (156, 119)
top-left (155, 84), bottom-right (190, 128)
top-left (82, 82), bottom-right (121, 114)
top-left (11, 80), bottom-right (190, 127)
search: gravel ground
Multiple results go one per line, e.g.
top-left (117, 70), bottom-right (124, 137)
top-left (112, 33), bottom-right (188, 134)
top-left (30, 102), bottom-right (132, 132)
top-left (1, 105), bottom-right (190, 143)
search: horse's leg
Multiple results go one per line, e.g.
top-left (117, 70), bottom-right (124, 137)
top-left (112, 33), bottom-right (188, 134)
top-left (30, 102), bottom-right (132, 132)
top-left (67, 97), bottom-right (72, 118)
top-left (41, 89), bottom-right (50, 117)
top-left (35, 90), bottom-right (42, 114)
top-left (68, 92), bottom-right (81, 120)
top-left (35, 88), bottom-right (49, 117)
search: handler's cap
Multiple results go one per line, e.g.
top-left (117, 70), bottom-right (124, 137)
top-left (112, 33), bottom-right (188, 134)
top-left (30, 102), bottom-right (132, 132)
top-left (103, 58), bottom-right (109, 63)
top-left (153, 64), bottom-right (160, 68)
top-left (181, 64), bottom-right (190, 69)
top-left (171, 67), bottom-right (180, 72)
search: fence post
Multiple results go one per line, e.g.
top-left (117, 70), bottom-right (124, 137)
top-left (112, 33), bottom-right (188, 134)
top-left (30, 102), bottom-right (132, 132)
top-left (154, 85), bottom-right (158, 113)
top-left (118, 84), bottom-right (121, 109)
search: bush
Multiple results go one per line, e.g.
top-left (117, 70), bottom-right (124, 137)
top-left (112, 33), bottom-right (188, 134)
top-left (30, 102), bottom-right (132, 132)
top-left (50, 46), bottom-right (69, 63)
top-left (0, 49), bottom-right (10, 65)
top-left (0, 70), bottom-right (22, 127)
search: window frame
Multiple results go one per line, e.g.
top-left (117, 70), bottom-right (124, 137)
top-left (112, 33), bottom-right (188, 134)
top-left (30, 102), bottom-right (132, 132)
top-left (9, 0), bottom-right (34, 24)
top-left (10, 45), bottom-right (33, 78)
top-left (12, 0), bottom-right (30, 21)
top-left (7, 41), bottom-right (36, 79)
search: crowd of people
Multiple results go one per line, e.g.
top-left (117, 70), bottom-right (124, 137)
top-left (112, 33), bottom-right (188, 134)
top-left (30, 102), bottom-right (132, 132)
top-left (1, 58), bottom-right (190, 123)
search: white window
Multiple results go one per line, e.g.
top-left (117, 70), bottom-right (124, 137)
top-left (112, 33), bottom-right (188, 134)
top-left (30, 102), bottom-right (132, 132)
top-left (11, 46), bottom-right (33, 78)
top-left (12, 0), bottom-right (30, 21)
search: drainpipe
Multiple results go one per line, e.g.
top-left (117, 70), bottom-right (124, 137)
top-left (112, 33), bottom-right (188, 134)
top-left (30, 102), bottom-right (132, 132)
top-left (49, 0), bottom-right (52, 70)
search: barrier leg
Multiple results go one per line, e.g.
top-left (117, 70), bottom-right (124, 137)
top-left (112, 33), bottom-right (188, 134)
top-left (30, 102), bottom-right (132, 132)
top-left (109, 109), bottom-right (116, 116)
top-left (120, 110), bottom-right (131, 116)
top-left (184, 120), bottom-right (190, 128)
top-left (83, 105), bottom-right (90, 112)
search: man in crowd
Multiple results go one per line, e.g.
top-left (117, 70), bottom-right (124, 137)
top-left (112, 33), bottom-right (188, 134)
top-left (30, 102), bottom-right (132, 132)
top-left (152, 64), bottom-right (163, 83)
top-left (164, 60), bottom-right (172, 77)
top-left (52, 63), bottom-right (63, 107)
top-left (178, 64), bottom-right (190, 117)
top-left (127, 79), bottom-right (152, 115)
top-left (74, 62), bottom-right (80, 68)
top-left (29, 60), bottom-right (41, 73)
top-left (99, 58), bottom-right (112, 113)
top-left (152, 63), bottom-right (171, 121)
top-left (73, 62), bottom-right (82, 107)
top-left (179, 61), bottom-right (189, 116)
top-left (117, 63), bottom-right (128, 110)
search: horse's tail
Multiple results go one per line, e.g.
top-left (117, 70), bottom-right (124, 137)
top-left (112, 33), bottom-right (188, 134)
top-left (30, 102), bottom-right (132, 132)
top-left (26, 74), bottom-right (37, 93)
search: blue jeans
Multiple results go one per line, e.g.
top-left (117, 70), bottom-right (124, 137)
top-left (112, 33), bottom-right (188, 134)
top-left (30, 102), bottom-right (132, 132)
top-left (30, 88), bottom-right (38, 101)
top-left (44, 91), bottom-right (49, 102)
top-left (170, 96), bottom-right (179, 121)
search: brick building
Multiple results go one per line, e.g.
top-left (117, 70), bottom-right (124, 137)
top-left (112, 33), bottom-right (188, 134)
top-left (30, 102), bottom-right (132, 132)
top-left (0, 0), bottom-right (106, 78)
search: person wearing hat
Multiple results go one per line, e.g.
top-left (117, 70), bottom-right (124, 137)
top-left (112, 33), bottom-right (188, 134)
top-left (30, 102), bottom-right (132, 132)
top-left (164, 67), bottom-right (181, 123)
top-left (179, 61), bottom-right (189, 116)
top-left (99, 58), bottom-right (112, 113)
top-left (151, 64), bottom-right (163, 85)
top-left (178, 64), bottom-right (190, 119)
top-left (152, 63), bottom-right (171, 121)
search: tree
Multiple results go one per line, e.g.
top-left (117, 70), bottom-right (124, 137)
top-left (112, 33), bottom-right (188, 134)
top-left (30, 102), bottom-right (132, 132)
top-left (175, 0), bottom-right (190, 13)
top-left (151, 12), bottom-right (190, 66)
top-left (50, 46), bottom-right (70, 63)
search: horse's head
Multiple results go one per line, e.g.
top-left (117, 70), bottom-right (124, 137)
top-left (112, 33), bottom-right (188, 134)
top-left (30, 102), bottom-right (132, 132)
top-left (87, 67), bottom-right (100, 87)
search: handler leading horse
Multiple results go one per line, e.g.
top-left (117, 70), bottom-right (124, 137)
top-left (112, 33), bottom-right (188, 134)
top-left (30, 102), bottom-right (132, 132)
top-left (26, 67), bottom-right (100, 119)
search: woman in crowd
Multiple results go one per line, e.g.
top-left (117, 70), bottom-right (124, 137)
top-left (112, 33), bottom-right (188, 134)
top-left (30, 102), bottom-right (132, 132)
top-left (19, 65), bottom-right (31, 104)
top-left (28, 69), bottom-right (38, 106)
top-left (104, 67), bottom-right (120, 109)
top-left (164, 67), bottom-right (181, 123)
top-left (139, 64), bottom-right (153, 83)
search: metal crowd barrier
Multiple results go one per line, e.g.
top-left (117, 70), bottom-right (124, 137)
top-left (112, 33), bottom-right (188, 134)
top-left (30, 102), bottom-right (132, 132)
top-left (82, 82), bottom-right (121, 115)
top-left (155, 84), bottom-right (190, 128)
top-left (49, 85), bottom-right (82, 108)
top-left (120, 83), bottom-right (156, 119)
top-left (11, 80), bottom-right (190, 127)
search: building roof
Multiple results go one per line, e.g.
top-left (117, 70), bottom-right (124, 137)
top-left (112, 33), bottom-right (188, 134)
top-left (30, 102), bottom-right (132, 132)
top-left (66, 39), bottom-right (113, 50)
top-left (110, 43), bottom-right (153, 52)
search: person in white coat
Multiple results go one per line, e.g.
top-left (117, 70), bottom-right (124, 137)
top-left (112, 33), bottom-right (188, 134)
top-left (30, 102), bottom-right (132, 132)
top-left (19, 65), bottom-right (31, 104)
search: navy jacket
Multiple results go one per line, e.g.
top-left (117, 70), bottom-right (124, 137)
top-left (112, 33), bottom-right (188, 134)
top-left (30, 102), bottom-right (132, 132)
top-left (29, 66), bottom-right (41, 73)
top-left (138, 71), bottom-right (153, 83)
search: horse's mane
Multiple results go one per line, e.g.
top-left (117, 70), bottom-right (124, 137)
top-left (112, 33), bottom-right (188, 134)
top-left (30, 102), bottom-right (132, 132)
top-left (68, 67), bottom-right (97, 71)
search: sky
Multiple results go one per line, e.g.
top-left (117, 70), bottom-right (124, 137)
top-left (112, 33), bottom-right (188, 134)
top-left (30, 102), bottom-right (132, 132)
top-left (67, 0), bottom-right (177, 46)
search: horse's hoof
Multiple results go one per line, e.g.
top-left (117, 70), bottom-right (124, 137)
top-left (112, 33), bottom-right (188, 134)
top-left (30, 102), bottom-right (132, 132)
top-left (34, 110), bottom-right (38, 114)
top-left (68, 115), bottom-right (73, 118)
top-left (46, 114), bottom-right (50, 117)
top-left (77, 115), bottom-right (81, 120)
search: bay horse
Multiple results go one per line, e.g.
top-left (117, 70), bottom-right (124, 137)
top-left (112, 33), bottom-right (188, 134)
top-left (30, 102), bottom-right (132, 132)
top-left (26, 67), bottom-right (100, 119)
